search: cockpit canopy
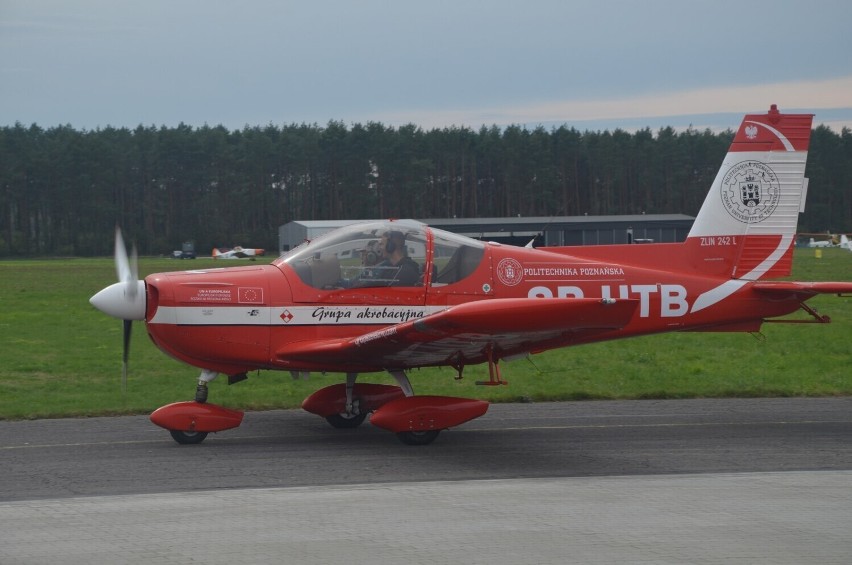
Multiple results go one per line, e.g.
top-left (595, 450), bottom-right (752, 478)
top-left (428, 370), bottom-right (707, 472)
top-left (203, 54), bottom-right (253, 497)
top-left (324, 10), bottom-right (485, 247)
top-left (277, 220), bottom-right (485, 289)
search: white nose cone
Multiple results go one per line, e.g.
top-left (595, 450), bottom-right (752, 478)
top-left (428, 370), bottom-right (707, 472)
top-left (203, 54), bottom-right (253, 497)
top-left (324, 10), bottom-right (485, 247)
top-left (90, 281), bottom-right (146, 320)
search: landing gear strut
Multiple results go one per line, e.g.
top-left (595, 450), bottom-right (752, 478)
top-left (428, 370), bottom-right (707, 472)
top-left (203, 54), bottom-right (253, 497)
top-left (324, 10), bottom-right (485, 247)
top-left (322, 373), bottom-right (368, 428)
top-left (194, 368), bottom-right (218, 403)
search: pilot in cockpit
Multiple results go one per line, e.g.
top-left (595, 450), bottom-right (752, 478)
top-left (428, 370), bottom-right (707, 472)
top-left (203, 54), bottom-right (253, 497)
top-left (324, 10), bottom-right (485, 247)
top-left (373, 231), bottom-right (420, 286)
top-left (340, 231), bottom-right (419, 288)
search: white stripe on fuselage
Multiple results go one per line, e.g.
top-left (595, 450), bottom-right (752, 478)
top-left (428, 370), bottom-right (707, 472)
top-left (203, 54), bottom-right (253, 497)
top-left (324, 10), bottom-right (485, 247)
top-left (149, 305), bottom-right (449, 326)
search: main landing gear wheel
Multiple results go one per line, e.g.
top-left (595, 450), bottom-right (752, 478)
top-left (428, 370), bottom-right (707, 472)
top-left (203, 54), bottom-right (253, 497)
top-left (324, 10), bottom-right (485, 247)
top-left (325, 411), bottom-right (368, 429)
top-left (396, 430), bottom-right (440, 446)
top-left (169, 430), bottom-right (209, 444)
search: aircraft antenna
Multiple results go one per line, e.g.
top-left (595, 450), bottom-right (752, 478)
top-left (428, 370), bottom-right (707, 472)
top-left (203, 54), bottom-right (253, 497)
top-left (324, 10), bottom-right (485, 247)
top-left (525, 207), bottom-right (564, 248)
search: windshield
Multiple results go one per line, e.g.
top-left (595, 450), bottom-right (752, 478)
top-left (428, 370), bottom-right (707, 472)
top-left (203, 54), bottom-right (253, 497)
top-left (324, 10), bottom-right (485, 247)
top-left (279, 220), bottom-right (428, 289)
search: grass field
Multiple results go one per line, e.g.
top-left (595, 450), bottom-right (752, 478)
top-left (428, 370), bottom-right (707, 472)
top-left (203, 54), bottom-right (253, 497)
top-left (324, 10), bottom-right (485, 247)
top-left (1, 249), bottom-right (850, 420)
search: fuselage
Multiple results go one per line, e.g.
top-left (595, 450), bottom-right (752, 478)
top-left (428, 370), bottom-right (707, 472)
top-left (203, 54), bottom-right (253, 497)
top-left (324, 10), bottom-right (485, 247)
top-left (141, 220), bottom-right (804, 376)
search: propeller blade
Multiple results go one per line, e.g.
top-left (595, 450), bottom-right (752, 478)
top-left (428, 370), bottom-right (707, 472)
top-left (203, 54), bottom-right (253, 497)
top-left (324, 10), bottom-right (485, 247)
top-left (92, 227), bottom-right (145, 393)
top-left (114, 228), bottom-right (139, 299)
top-left (129, 243), bottom-right (139, 289)
top-left (122, 319), bottom-right (132, 393)
top-left (115, 228), bottom-right (131, 283)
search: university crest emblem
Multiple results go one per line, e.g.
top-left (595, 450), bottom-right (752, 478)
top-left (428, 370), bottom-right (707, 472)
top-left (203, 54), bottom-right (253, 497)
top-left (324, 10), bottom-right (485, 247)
top-left (496, 258), bottom-right (524, 286)
top-left (720, 160), bottom-right (780, 223)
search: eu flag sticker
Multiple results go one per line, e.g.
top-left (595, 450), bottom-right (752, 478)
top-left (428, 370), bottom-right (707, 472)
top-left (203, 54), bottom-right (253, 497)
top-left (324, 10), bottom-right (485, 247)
top-left (238, 287), bottom-right (264, 304)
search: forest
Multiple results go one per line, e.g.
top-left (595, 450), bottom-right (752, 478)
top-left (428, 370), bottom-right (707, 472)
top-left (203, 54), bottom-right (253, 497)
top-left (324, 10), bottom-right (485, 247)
top-left (1, 120), bottom-right (850, 257)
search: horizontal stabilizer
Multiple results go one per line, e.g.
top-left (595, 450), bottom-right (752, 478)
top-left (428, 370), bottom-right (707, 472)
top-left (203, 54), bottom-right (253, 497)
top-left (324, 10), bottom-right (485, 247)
top-left (752, 281), bottom-right (852, 296)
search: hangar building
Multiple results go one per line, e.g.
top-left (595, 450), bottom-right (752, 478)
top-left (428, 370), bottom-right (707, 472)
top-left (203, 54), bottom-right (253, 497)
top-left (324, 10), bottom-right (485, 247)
top-left (278, 214), bottom-right (694, 254)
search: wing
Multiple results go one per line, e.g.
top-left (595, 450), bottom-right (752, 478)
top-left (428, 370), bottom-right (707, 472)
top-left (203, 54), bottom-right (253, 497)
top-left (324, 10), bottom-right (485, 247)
top-left (275, 297), bottom-right (638, 370)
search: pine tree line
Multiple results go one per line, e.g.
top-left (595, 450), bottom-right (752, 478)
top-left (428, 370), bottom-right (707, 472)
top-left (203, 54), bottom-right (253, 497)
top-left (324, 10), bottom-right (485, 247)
top-left (1, 121), bottom-right (849, 257)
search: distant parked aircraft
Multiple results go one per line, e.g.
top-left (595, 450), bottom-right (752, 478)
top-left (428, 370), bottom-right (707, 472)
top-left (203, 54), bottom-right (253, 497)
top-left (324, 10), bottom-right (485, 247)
top-left (807, 237), bottom-right (833, 248)
top-left (212, 246), bottom-right (265, 259)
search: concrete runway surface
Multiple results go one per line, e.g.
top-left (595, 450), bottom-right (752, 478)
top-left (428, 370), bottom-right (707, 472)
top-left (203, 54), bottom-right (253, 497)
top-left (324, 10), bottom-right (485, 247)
top-left (2, 397), bottom-right (851, 563)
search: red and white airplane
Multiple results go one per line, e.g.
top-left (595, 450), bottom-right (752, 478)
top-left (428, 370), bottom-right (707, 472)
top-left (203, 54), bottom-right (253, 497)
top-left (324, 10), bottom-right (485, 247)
top-left (212, 246), bottom-right (265, 259)
top-left (91, 105), bottom-right (852, 445)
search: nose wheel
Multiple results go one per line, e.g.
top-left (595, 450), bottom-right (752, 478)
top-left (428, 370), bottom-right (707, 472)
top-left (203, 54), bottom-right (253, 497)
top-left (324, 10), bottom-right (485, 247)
top-left (169, 430), bottom-right (208, 444)
top-left (397, 430), bottom-right (440, 446)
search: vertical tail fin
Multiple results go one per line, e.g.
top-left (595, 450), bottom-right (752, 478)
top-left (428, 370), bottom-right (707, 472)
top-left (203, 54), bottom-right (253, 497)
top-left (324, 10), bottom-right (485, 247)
top-left (687, 105), bottom-right (813, 280)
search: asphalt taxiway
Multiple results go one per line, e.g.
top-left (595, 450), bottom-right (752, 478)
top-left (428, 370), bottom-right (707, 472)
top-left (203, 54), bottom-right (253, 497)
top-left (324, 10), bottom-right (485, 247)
top-left (2, 398), bottom-right (851, 563)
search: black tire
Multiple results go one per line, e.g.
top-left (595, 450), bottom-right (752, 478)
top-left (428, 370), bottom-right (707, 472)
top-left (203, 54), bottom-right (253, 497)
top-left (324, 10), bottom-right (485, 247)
top-left (325, 412), bottom-right (368, 429)
top-left (396, 430), bottom-right (440, 446)
top-left (169, 430), bottom-right (208, 444)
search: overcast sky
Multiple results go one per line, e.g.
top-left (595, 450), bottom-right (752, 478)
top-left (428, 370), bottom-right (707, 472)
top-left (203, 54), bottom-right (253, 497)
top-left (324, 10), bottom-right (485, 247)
top-left (2, 0), bottom-right (851, 133)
